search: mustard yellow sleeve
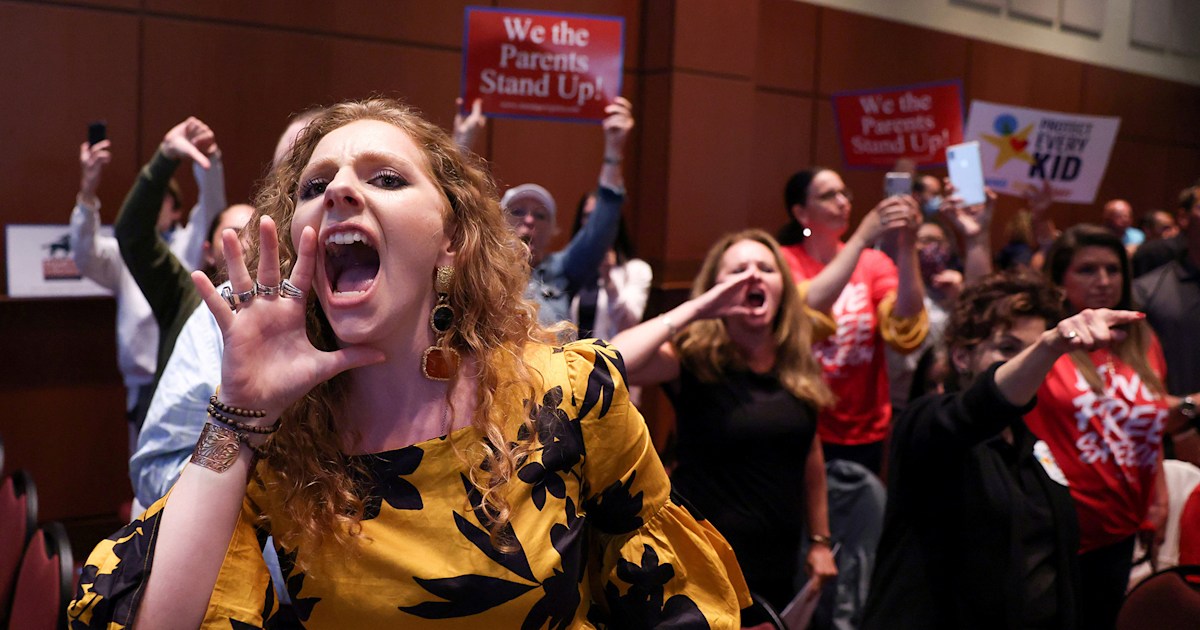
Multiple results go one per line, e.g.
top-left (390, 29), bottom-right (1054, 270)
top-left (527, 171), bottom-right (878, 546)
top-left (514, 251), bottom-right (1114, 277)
top-left (876, 291), bottom-right (929, 354)
top-left (201, 491), bottom-right (276, 628)
top-left (796, 280), bottom-right (837, 342)
top-left (562, 340), bottom-right (752, 627)
top-left (69, 484), bottom-right (276, 629)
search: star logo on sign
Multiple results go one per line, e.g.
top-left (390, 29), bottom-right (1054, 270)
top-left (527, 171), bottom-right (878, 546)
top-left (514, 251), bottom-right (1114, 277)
top-left (981, 114), bottom-right (1036, 169)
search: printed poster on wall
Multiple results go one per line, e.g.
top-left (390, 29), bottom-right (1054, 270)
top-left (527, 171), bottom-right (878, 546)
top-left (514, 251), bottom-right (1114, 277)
top-left (461, 7), bottom-right (624, 123)
top-left (831, 80), bottom-right (964, 168)
top-left (6, 224), bottom-right (113, 298)
top-left (964, 100), bottom-right (1121, 204)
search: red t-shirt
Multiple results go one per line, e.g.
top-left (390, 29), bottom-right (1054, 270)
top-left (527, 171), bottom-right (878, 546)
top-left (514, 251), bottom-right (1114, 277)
top-left (1023, 337), bottom-right (1169, 553)
top-left (781, 243), bottom-right (898, 445)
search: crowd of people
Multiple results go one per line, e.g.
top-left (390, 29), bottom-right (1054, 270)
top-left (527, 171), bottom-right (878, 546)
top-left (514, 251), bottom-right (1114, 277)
top-left (61, 94), bottom-right (1200, 629)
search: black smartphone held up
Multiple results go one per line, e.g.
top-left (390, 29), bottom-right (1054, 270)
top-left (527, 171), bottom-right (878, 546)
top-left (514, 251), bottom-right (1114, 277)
top-left (87, 121), bottom-right (107, 147)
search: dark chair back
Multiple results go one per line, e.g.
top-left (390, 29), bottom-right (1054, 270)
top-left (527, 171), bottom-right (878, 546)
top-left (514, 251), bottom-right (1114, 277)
top-left (0, 470), bottom-right (38, 626)
top-left (1116, 564), bottom-right (1200, 630)
top-left (9, 522), bottom-right (74, 630)
top-left (742, 591), bottom-right (787, 629)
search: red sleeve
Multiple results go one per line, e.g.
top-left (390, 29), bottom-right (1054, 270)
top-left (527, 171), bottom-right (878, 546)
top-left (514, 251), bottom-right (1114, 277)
top-left (1147, 327), bottom-right (1167, 383)
top-left (1179, 486), bottom-right (1200, 565)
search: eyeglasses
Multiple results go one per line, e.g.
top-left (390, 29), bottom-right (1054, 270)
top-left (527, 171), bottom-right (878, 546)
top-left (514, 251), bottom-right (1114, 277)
top-left (813, 188), bottom-right (853, 203)
top-left (506, 206), bottom-right (551, 222)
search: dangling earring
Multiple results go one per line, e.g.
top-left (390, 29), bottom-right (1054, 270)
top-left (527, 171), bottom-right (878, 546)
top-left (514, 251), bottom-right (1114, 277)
top-left (422, 266), bottom-right (460, 381)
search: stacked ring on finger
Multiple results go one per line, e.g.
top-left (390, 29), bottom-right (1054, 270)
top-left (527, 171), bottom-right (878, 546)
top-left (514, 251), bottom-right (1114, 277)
top-left (279, 279), bottom-right (305, 299)
top-left (220, 285), bottom-right (257, 310)
top-left (256, 281), bottom-right (280, 297)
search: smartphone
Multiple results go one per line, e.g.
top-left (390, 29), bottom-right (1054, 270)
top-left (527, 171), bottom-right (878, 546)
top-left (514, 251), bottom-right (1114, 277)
top-left (946, 141), bottom-right (986, 206)
top-left (87, 120), bottom-right (107, 147)
top-left (884, 172), bottom-right (912, 198)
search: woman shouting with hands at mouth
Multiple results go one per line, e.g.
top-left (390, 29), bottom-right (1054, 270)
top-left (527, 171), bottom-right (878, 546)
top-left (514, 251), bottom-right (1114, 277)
top-left (70, 99), bottom-right (750, 629)
top-left (613, 229), bottom-right (838, 618)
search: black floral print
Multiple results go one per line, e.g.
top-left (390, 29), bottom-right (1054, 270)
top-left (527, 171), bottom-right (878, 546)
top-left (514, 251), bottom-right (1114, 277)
top-left (68, 342), bottom-right (747, 628)
top-left (358, 444), bottom-right (424, 521)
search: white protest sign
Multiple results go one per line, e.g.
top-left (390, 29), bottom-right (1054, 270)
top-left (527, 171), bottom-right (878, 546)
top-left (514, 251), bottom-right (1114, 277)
top-left (963, 100), bottom-right (1120, 204)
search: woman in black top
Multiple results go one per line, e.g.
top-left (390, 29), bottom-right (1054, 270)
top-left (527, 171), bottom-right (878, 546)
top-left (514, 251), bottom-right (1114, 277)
top-left (613, 229), bottom-right (837, 611)
top-left (863, 271), bottom-right (1145, 630)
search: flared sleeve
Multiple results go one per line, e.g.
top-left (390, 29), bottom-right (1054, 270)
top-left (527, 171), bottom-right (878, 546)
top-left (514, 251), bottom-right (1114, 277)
top-left (68, 482), bottom-right (277, 629)
top-left (876, 291), bottom-right (929, 354)
top-left (796, 280), bottom-right (837, 341)
top-left (562, 340), bottom-right (751, 628)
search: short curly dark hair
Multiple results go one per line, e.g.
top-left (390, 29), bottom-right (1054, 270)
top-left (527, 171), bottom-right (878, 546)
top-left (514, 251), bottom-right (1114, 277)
top-left (946, 270), bottom-right (1064, 352)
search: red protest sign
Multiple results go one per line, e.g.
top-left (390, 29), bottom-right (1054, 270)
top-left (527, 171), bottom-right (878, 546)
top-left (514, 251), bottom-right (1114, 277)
top-left (462, 7), bottom-right (624, 123)
top-left (831, 81), bottom-right (964, 168)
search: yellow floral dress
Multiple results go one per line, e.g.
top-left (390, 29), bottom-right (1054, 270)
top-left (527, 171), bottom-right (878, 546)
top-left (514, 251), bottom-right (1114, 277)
top-left (69, 341), bottom-right (750, 628)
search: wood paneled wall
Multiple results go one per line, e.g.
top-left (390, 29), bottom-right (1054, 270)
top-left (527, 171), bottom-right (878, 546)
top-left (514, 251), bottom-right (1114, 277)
top-left (4, 0), bottom-right (1199, 533)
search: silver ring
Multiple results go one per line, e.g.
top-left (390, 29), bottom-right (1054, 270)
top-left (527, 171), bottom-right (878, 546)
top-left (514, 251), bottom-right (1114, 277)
top-left (279, 279), bottom-right (305, 299)
top-left (1064, 330), bottom-right (1078, 340)
top-left (221, 285), bottom-right (256, 309)
top-left (256, 282), bottom-right (280, 297)
top-left (236, 288), bottom-right (256, 304)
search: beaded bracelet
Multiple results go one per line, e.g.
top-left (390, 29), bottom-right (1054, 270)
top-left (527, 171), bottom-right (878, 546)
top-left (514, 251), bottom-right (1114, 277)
top-left (209, 393), bottom-right (267, 418)
top-left (207, 404), bottom-right (280, 434)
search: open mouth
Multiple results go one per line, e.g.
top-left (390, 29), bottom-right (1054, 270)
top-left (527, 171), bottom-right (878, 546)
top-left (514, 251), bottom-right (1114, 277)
top-left (746, 289), bottom-right (766, 308)
top-left (324, 229), bottom-right (380, 295)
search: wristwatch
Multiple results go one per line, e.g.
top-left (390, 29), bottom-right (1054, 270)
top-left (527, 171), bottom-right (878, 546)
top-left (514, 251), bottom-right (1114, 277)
top-left (1181, 396), bottom-right (1197, 420)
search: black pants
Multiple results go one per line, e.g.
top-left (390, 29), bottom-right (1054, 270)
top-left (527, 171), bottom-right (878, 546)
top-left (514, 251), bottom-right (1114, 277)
top-left (1078, 534), bottom-right (1136, 630)
top-left (822, 440), bottom-right (885, 477)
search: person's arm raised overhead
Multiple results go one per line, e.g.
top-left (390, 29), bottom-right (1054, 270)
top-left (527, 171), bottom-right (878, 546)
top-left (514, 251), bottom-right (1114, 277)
top-left (941, 181), bottom-right (996, 283)
top-left (69, 139), bottom-right (122, 291)
top-left (175, 125), bottom-right (227, 271)
top-left (889, 194), bottom-right (926, 319)
top-left (452, 97), bottom-right (487, 155)
top-left (560, 97), bottom-right (635, 285)
top-left (1025, 179), bottom-right (1058, 270)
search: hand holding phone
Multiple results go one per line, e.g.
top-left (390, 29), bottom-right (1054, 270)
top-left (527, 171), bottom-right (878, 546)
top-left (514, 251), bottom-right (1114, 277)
top-left (87, 121), bottom-right (107, 147)
top-left (946, 141), bottom-right (986, 206)
top-left (885, 172), bottom-right (912, 198)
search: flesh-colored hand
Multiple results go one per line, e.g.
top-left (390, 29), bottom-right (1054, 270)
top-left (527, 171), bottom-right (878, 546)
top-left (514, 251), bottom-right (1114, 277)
top-left (191, 217), bottom-right (385, 421)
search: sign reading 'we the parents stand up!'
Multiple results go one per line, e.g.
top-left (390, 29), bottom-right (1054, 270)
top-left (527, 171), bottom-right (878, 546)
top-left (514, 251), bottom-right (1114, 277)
top-left (831, 80), bottom-right (965, 169)
top-left (461, 7), bottom-right (624, 123)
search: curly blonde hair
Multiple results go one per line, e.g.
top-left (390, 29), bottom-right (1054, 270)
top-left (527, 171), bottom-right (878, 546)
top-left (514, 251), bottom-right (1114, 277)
top-left (242, 99), bottom-right (551, 564)
top-left (675, 229), bottom-right (834, 409)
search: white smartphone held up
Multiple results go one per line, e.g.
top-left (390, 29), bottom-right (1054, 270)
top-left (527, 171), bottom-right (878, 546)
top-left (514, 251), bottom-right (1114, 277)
top-left (884, 172), bottom-right (912, 198)
top-left (946, 141), bottom-right (987, 207)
